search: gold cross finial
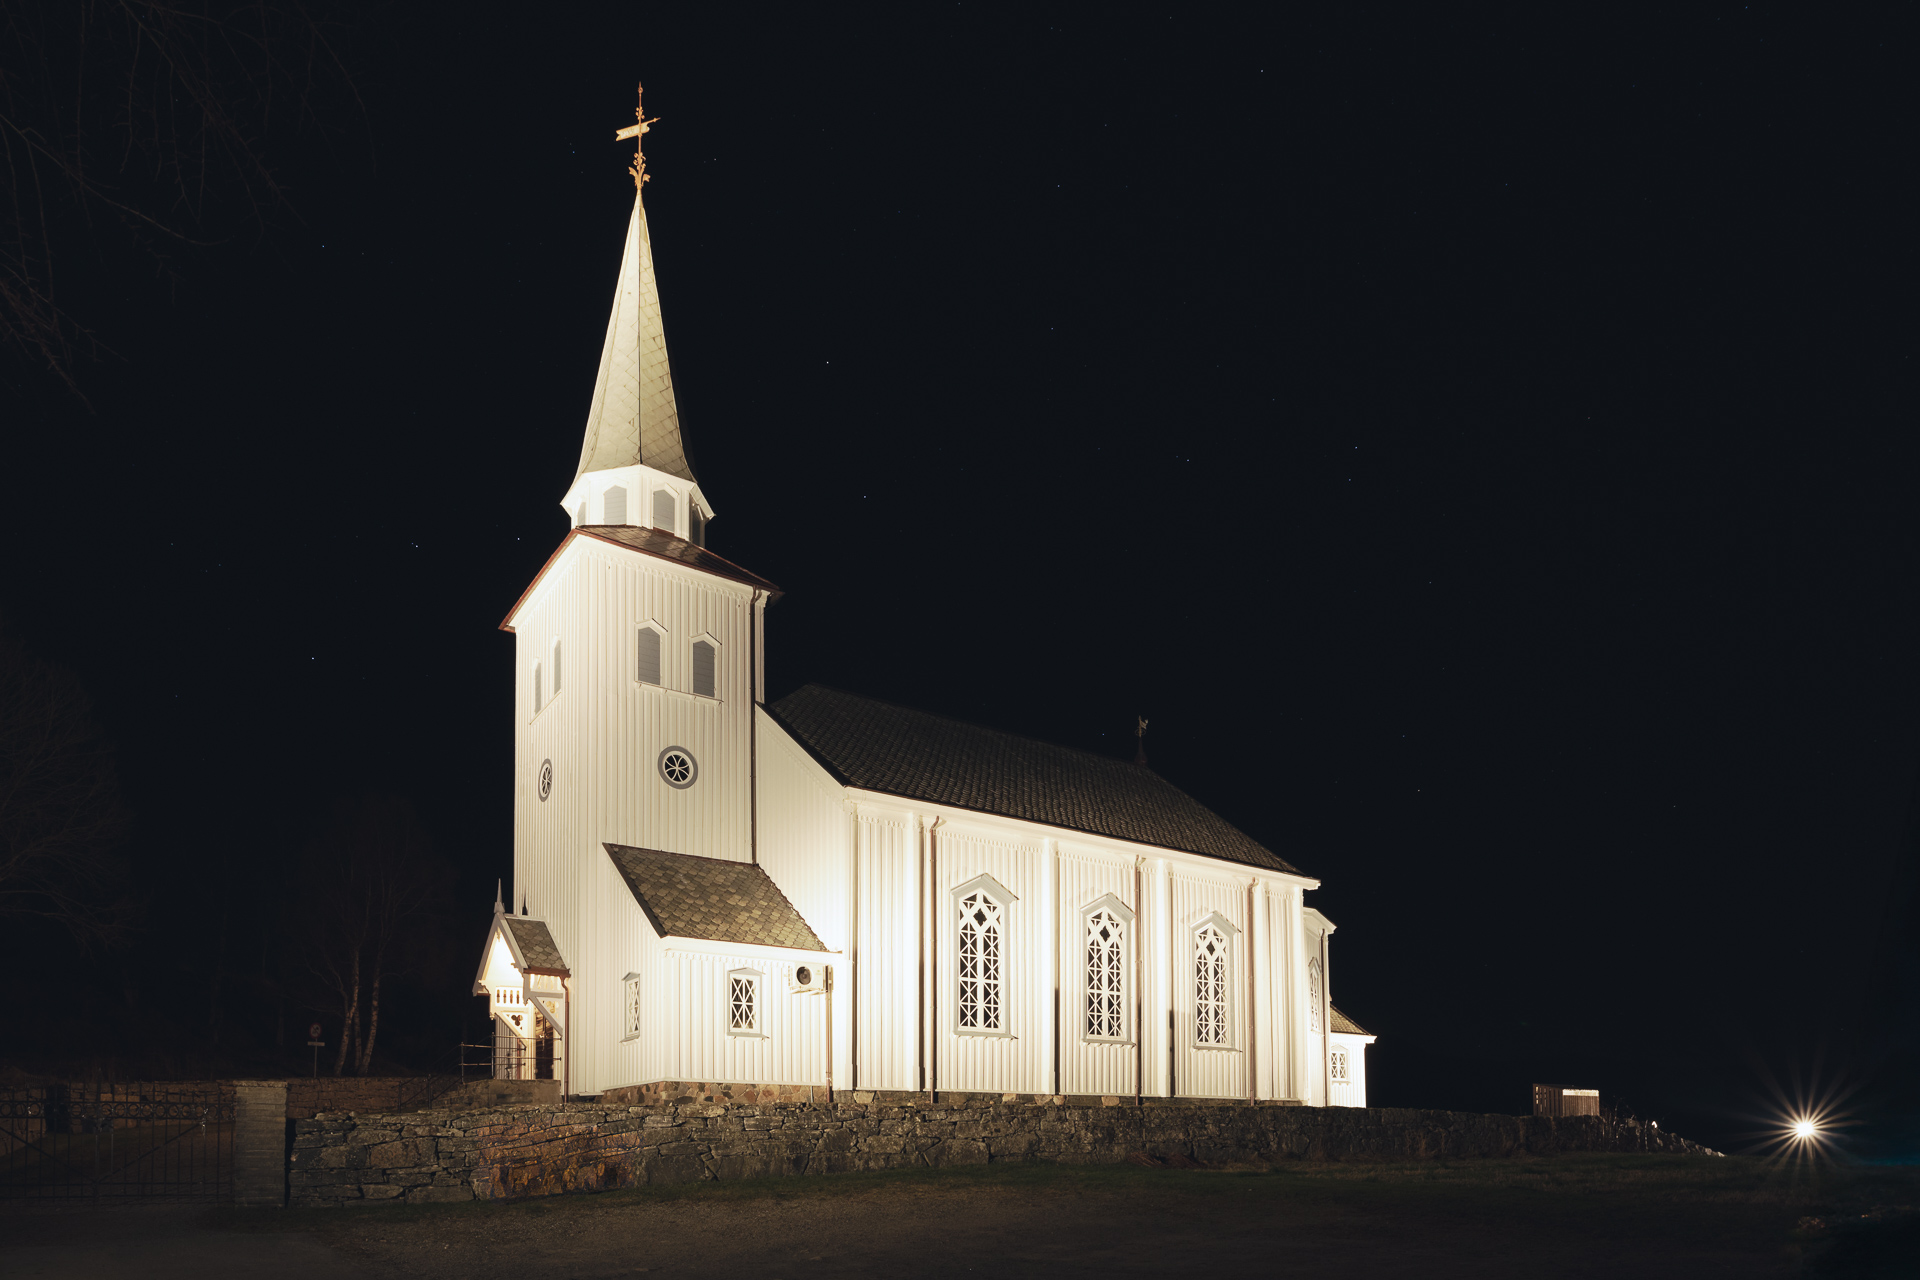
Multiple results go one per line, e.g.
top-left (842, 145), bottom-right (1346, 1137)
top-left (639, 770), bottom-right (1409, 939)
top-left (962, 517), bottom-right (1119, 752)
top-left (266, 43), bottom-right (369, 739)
top-left (613, 82), bottom-right (661, 189)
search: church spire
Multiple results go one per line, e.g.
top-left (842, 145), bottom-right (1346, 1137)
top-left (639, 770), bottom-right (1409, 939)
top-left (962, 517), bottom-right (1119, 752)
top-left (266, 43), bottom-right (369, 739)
top-left (574, 84), bottom-right (694, 486)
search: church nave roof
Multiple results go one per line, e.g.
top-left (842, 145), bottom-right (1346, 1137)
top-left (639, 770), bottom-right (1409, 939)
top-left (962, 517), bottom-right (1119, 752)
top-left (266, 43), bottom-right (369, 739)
top-left (768, 685), bottom-right (1304, 876)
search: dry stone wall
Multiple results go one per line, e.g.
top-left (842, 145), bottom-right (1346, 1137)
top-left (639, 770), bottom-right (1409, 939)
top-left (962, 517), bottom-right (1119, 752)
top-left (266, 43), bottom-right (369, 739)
top-left (288, 1096), bottom-right (1720, 1208)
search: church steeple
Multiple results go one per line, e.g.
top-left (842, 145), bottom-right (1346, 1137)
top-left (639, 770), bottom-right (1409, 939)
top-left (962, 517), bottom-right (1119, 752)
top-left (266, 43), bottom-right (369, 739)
top-left (560, 86), bottom-right (712, 545)
top-left (574, 188), bottom-right (694, 485)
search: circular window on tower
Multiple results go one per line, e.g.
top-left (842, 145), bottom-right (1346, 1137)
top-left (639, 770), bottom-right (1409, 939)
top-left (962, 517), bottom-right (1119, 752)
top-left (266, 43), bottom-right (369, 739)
top-left (657, 746), bottom-right (698, 790)
top-left (538, 758), bottom-right (553, 801)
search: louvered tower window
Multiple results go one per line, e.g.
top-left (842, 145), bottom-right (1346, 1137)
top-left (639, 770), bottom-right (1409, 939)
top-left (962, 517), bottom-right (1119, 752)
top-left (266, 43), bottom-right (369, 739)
top-left (691, 640), bottom-right (716, 698)
top-left (603, 485), bottom-right (627, 525)
top-left (1195, 924), bottom-right (1229, 1046)
top-left (652, 488), bottom-right (677, 534)
top-left (957, 889), bottom-right (1005, 1031)
top-left (550, 638), bottom-right (561, 696)
top-left (637, 627), bottom-right (662, 685)
top-left (1308, 957), bottom-right (1323, 1033)
top-left (689, 504), bottom-right (706, 546)
top-left (1085, 908), bottom-right (1126, 1040)
top-left (532, 661), bottom-right (543, 713)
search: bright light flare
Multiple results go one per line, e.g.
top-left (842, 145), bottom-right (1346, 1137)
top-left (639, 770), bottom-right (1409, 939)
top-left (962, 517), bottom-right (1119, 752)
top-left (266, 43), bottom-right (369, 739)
top-left (1791, 1118), bottom-right (1818, 1141)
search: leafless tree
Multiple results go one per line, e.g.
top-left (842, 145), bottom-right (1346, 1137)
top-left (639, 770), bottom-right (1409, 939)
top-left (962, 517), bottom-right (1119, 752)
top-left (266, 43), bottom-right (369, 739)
top-left (298, 794), bottom-right (449, 1075)
top-left (0, 0), bottom-right (362, 396)
top-left (0, 623), bottom-right (132, 945)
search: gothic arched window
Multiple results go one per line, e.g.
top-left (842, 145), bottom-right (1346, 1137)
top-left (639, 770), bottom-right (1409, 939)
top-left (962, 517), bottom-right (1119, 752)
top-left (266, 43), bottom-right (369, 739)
top-left (550, 638), bottom-right (562, 696)
top-left (1308, 957), bottom-right (1324, 1033)
top-left (1194, 923), bottom-right (1230, 1046)
top-left (1085, 907), bottom-right (1126, 1041)
top-left (532, 660), bottom-right (543, 714)
top-left (957, 888), bottom-right (1005, 1032)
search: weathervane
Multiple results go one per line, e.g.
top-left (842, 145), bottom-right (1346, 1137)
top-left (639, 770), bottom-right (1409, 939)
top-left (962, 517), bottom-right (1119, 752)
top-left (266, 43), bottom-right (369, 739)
top-left (1135, 715), bottom-right (1150, 766)
top-left (614, 82), bottom-right (661, 189)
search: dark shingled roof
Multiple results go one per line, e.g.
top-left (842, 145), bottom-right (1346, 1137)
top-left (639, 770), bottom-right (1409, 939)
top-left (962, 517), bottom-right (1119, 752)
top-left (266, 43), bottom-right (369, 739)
top-left (606, 844), bottom-right (826, 951)
top-left (579, 526), bottom-right (781, 596)
top-left (768, 685), bottom-right (1301, 875)
top-left (503, 917), bottom-right (570, 975)
top-left (1330, 1005), bottom-right (1371, 1036)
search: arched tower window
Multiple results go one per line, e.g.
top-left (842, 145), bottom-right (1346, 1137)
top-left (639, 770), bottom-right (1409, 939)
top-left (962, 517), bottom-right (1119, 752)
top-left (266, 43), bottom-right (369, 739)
top-left (1308, 957), bottom-right (1323, 1033)
top-left (1194, 923), bottom-right (1230, 1046)
top-left (532, 661), bottom-right (543, 713)
top-left (691, 639), bottom-right (716, 698)
top-left (652, 488), bottom-right (678, 534)
top-left (603, 485), bottom-right (627, 525)
top-left (1084, 906), bottom-right (1126, 1040)
top-left (957, 887), bottom-right (1005, 1032)
top-left (636, 626), bottom-right (663, 686)
top-left (550, 638), bottom-right (562, 696)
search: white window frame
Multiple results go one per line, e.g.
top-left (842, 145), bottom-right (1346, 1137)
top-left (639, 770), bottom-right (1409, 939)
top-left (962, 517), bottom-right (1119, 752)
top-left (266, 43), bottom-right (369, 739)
top-left (952, 873), bottom-right (1016, 1038)
top-left (1331, 1042), bottom-right (1350, 1083)
top-left (550, 636), bottom-right (562, 698)
top-left (726, 967), bottom-right (763, 1037)
top-left (636, 621), bottom-right (666, 687)
top-left (1080, 893), bottom-right (1135, 1044)
top-left (532, 659), bottom-right (544, 716)
top-left (689, 633), bottom-right (721, 700)
top-left (622, 971), bottom-right (643, 1042)
top-left (602, 484), bottom-right (627, 525)
top-left (1190, 911), bottom-right (1240, 1050)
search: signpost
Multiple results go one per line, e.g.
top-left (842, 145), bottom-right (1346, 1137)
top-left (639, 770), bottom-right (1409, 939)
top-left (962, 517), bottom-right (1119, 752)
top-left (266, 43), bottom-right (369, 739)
top-left (307, 1023), bottom-right (325, 1078)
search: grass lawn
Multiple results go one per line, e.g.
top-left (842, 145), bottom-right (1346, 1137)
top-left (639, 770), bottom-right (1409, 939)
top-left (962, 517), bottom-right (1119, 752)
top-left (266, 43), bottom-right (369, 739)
top-left (183, 1153), bottom-right (1920, 1279)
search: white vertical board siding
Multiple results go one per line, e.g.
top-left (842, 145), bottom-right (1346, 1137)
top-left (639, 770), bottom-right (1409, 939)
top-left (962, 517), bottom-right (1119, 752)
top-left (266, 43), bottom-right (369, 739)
top-left (936, 825), bottom-right (1042, 1095)
top-left (514, 556), bottom-right (586, 978)
top-left (1057, 845), bottom-right (1139, 1097)
top-left (655, 952), bottom-right (827, 1086)
top-left (587, 544), bottom-right (753, 867)
top-left (754, 715), bottom-right (851, 951)
top-left (854, 811), bottom-right (918, 1091)
top-left (1142, 859), bottom-right (1172, 1097)
top-left (1330, 1034), bottom-right (1369, 1107)
top-left (1170, 870), bottom-right (1249, 1099)
top-left (585, 863), bottom-right (663, 1093)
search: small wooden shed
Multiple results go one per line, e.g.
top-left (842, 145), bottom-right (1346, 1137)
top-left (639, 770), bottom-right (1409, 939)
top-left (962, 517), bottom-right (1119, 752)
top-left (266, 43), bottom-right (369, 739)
top-left (1533, 1084), bottom-right (1601, 1117)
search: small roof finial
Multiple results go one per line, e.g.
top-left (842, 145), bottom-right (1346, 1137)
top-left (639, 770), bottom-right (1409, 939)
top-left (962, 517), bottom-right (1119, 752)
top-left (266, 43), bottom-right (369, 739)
top-left (613, 81), bottom-right (661, 190)
top-left (493, 879), bottom-right (504, 914)
top-left (521, 893), bottom-right (530, 917)
top-left (1134, 715), bottom-right (1150, 767)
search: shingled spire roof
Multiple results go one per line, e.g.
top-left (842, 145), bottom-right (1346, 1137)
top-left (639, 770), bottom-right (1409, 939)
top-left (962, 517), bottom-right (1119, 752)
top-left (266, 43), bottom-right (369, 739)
top-left (575, 190), bottom-right (695, 483)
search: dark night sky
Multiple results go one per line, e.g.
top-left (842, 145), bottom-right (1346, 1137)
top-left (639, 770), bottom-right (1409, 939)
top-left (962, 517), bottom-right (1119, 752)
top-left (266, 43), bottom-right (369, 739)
top-left (3, 5), bottom-right (1913, 1153)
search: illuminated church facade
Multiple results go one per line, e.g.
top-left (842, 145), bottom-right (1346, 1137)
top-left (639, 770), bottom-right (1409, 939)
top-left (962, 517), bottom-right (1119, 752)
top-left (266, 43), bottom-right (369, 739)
top-left (474, 123), bottom-right (1374, 1107)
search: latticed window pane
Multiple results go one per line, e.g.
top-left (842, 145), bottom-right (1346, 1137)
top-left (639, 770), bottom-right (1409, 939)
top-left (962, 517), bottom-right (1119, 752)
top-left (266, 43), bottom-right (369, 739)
top-left (625, 978), bottom-right (643, 1038)
top-left (957, 891), bottom-right (1004, 1031)
top-left (1195, 925), bottom-right (1228, 1045)
top-left (729, 975), bottom-right (757, 1031)
top-left (1085, 909), bottom-right (1125, 1039)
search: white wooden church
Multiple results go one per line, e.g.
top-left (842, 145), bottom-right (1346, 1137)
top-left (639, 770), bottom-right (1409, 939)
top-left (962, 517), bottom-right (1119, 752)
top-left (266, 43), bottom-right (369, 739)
top-left (474, 115), bottom-right (1375, 1108)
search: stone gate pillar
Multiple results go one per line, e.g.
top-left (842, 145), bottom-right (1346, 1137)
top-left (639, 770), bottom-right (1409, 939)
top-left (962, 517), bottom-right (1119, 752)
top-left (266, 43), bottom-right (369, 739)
top-left (233, 1080), bottom-right (289, 1207)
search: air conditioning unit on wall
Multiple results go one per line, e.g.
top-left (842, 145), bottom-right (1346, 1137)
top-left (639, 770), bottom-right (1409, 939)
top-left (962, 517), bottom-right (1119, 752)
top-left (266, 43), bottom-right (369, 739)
top-left (788, 963), bottom-right (827, 995)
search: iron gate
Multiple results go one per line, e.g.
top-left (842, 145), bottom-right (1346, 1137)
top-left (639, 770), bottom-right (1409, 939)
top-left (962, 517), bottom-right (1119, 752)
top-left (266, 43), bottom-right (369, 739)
top-left (0, 1085), bottom-right (234, 1202)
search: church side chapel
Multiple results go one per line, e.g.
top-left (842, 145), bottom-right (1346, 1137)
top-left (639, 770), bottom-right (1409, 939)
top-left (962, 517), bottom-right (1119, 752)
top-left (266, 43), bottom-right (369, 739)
top-left (476, 89), bottom-right (1376, 1107)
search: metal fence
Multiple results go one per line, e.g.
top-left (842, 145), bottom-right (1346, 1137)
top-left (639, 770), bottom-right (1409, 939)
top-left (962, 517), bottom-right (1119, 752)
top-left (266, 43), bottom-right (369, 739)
top-left (0, 1085), bottom-right (234, 1202)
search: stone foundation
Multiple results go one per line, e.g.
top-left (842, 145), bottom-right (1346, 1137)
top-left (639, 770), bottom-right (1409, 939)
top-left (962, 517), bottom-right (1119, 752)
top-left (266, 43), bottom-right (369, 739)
top-left (287, 1096), bottom-right (1722, 1208)
top-left (598, 1081), bottom-right (831, 1107)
